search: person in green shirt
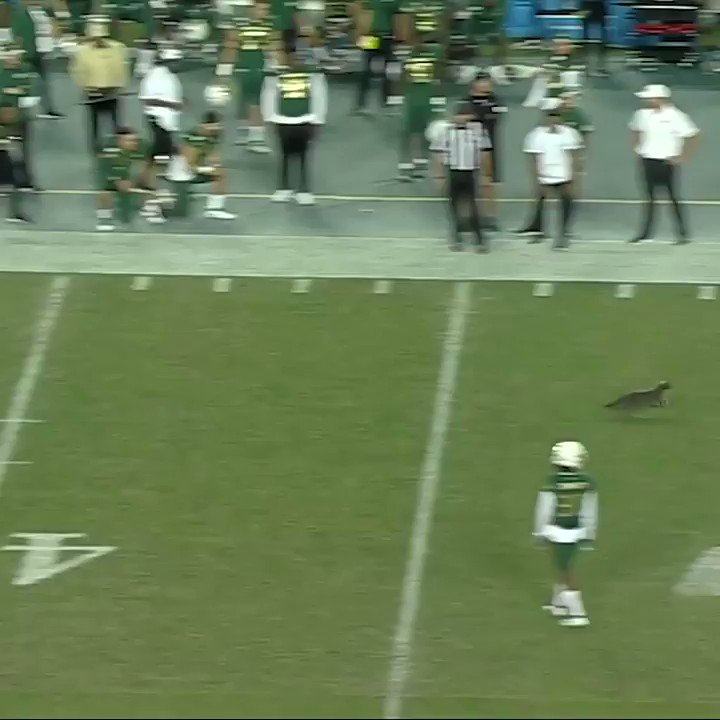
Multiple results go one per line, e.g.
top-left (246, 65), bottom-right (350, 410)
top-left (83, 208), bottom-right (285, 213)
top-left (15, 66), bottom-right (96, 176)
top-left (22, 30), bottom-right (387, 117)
top-left (165, 111), bottom-right (237, 220)
top-left (352, 0), bottom-right (401, 112)
top-left (398, 35), bottom-right (444, 180)
top-left (96, 126), bottom-right (148, 231)
top-left (0, 43), bottom-right (40, 189)
top-left (523, 37), bottom-right (583, 107)
top-left (217, 0), bottom-right (272, 152)
top-left (0, 103), bottom-right (31, 223)
top-left (533, 440), bottom-right (598, 628)
top-left (271, 0), bottom-right (300, 54)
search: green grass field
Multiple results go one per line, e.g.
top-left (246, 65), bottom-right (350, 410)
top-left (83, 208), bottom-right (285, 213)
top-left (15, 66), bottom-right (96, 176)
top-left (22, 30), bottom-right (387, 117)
top-left (2, 274), bottom-right (720, 719)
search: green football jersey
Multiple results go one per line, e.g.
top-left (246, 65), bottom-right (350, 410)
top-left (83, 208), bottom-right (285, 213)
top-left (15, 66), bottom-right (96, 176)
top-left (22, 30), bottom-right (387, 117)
top-left (271, 0), bottom-right (299, 31)
top-left (401, 0), bottom-right (444, 34)
top-left (99, 136), bottom-right (146, 184)
top-left (562, 106), bottom-right (593, 135)
top-left (469, 0), bottom-right (504, 35)
top-left (183, 127), bottom-right (219, 165)
top-left (236, 21), bottom-right (272, 72)
top-left (367, 0), bottom-right (400, 35)
top-left (543, 470), bottom-right (596, 530)
top-left (404, 45), bottom-right (442, 107)
top-left (0, 62), bottom-right (40, 116)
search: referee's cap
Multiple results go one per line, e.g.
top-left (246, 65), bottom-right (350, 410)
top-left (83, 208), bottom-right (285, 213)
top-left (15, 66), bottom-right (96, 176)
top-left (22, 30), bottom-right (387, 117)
top-left (635, 84), bottom-right (671, 99)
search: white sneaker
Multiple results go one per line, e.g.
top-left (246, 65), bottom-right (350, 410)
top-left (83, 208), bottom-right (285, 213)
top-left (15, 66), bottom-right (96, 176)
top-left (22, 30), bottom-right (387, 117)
top-left (542, 603), bottom-right (568, 618)
top-left (144, 213), bottom-right (166, 224)
top-left (560, 616), bottom-right (590, 627)
top-left (96, 221), bottom-right (115, 232)
top-left (272, 189), bottom-right (294, 203)
top-left (204, 209), bottom-right (237, 220)
top-left (296, 192), bottom-right (315, 206)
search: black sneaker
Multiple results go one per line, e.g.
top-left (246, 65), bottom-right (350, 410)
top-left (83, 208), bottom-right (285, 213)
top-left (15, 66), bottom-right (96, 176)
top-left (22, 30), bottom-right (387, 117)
top-left (675, 235), bottom-right (690, 245)
top-left (37, 110), bottom-right (64, 119)
top-left (6, 213), bottom-right (30, 224)
top-left (553, 237), bottom-right (570, 250)
top-left (515, 227), bottom-right (542, 237)
top-left (629, 234), bottom-right (653, 243)
top-left (475, 242), bottom-right (489, 254)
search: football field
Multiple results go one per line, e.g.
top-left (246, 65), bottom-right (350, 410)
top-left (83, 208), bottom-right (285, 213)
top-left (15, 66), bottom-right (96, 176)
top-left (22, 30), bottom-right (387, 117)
top-left (2, 271), bottom-right (720, 719)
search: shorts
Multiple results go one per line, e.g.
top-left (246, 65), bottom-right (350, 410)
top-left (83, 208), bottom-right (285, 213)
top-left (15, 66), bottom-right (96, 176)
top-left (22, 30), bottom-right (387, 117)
top-left (282, 27), bottom-right (298, 54)
top-left (146, 118), bottom-right (176, 161)
top-left (550, 542), bottom-right (579, 572)
top-left (238, 71), bottom-right (263, 109)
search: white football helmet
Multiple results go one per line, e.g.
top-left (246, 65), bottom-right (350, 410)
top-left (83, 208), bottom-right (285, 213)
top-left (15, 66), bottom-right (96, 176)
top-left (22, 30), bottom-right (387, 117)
top-left (550, 441), bottom-right (587, 469)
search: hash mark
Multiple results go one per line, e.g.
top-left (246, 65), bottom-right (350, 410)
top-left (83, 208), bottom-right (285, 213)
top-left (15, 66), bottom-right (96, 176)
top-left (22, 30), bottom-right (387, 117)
top-left (131, 276), bottom-right (151, 291)
top-left (373, 280), bottom-right (392, 295)
top-left (292, 279), bottom-right (312, 294)
top-left (213, 278), bottom-right (231, 293)
top-left (697, 286), bottom-right (717, 301)
top-left (615, 284), bottom-right (635, 299)
top-left (533, 282), bottom-right (554, 297)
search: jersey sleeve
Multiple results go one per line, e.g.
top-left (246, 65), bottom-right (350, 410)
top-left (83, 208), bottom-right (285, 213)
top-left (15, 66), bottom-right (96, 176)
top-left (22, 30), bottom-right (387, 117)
top-left (522, 128), bottom-right (540, 154)
top-left (534, 489), bottom-right (556, 536)
top-left (579, 488), bottom-right (598, 540)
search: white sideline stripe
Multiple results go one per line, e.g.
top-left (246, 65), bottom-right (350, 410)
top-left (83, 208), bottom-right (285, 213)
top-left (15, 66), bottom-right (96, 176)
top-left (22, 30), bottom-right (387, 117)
top-left (0, 461), bottom-right (32, 466)
top-left (615, 283), bottom-right (635, 299)
top-left (383, 281), bottom-right (471, 720)
top-left (292, 278), bottom-right (312, 294)
top-left (0, 419), bottom-right (44, 424)
top-left (131, 276), bottom-right (151, 291)
top-left (0, 277), bottom-right (69, 496)
top-left (697, 285), bottom-right (716, 300)
top-left (213, 278), bottom-right (231, 293)
top-left (33, 189), bottom-right (720, 206)
top-left (374, 280), bottom-right (392, 294)
top-left (533, 282), bottom-right (554, 297)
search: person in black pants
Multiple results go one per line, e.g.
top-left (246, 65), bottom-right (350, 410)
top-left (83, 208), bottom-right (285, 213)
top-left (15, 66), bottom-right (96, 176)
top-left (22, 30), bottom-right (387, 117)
top-left (356, 35), bottom-right (394, 111)
top-left (635, 158), bottom-right (686, 242)
top-left (582, 0), bottom-right (608, 76)
top-left (432, 104), bottom-right (492, 252)
top-left (0, 107), bottom-right (30, 223)
top-left (469, 71), bottom-right (506, 229)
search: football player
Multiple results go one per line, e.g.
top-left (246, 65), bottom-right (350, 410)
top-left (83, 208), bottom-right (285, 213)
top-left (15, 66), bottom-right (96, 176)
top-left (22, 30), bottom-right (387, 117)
top-left (96, 126), bottom-right (147, 231)
top-left (217, 0), bottom-right (272, 152)
top-left (165, 110), bottom-right (236, 219)
top-left (533, 441), bottom-right (598, 627)
top-left (523, 37), bottom-right (583, 108)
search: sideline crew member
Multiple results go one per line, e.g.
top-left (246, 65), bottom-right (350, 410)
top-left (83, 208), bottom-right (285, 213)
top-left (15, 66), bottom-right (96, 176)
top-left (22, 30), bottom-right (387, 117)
top-left (629, 84), bottom-right (699, 244)
top-left (516, 98), bottom-right (582, 249)
top-left (261, 50), bottom-right (327, 205)
top-left (70, 14), bottom-right (128, 151)
top-left (430, 101), bottom-right (492, 252)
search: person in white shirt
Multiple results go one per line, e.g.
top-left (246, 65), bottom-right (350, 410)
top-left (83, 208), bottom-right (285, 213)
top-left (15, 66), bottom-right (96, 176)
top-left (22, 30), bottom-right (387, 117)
top-left (628, 84), bottom-right (699, 244)
top-left (138, 44), bottom-right (184, 223)
top-left (516, 98), bottom-right (583, 250)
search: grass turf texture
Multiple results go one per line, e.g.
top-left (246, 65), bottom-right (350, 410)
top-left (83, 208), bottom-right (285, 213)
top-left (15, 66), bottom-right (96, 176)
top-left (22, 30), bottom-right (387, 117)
top-left (0, 276), bottom-right (719, 719)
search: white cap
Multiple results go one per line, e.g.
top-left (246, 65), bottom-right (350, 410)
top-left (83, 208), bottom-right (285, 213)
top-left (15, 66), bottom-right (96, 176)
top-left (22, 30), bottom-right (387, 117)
top-left (635, 84), bottom-right (671, 99)
top-left (541, 97), bottom-right (562, 112)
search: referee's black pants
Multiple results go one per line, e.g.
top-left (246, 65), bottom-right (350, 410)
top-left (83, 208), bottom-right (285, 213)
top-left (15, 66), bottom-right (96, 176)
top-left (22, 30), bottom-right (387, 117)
top-left (30, 53), bottom-right (57, 114)
top-left (357, 35), bottom-right (393, 110)
top-left (526, 181), bottom-right (574, 243)
top-left (448, 169), bottom-right (484, 248)
top-left (277, 123), bottom-right (313, 192)
top-left (637, 157), bottom-right (687, 240)
top-left (86, 92), bottom-right (121, 152)
top-left (0, 147), bottom-right (25, 218)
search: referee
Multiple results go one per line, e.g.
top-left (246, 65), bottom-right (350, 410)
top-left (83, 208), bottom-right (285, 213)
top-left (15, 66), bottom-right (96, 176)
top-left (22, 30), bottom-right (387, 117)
top-left (431, 102), bottom-right (492, 252)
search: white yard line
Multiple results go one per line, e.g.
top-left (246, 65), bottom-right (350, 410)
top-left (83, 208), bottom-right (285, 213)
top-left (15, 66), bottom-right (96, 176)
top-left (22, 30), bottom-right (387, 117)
top-left (373, 280), bottom-right (392, 295)
top-left (213, 278), bottom-right (231, 293)
top-left (0, 276), bottom-right (69, 495)
top-left (131, 276), bottom-right (152, 291)
top-left (291, 278), bottom-right (312, 294)
top-left (383, 281), bottom-right (472, 720)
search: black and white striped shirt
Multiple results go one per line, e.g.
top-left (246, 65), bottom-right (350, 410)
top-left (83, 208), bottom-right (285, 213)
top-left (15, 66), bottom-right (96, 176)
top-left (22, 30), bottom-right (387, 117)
top-left (431, 122), bottom-right (492, 171)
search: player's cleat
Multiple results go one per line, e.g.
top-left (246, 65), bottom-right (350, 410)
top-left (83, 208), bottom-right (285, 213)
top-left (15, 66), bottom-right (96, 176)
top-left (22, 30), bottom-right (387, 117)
top-left (542, 603), bottom-right (569, 617)
top-left (95, 221), bottom-right (115, 231)
top-left (6, 213), bottom-right (30, 224)
top-left (296, 192), bottom-right (315, 206)
top-left (560, 615), bottom-right (590, 627)
top-left (204, 209), bottom-right (237, 220)
top-left (144, 212), bottom-right (166, 224)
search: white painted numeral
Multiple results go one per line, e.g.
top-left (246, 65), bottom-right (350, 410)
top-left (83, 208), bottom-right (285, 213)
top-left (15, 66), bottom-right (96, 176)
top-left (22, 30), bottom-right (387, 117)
top-left (1, 533), bottom-right (116, 587)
